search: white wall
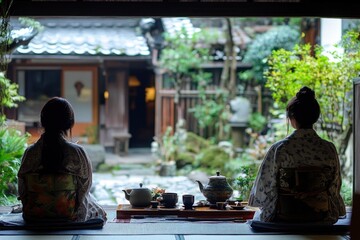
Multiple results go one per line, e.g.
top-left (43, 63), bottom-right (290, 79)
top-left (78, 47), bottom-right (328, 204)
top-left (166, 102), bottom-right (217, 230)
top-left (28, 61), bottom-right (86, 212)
top-left (320, 18), bottom-right (343, 60)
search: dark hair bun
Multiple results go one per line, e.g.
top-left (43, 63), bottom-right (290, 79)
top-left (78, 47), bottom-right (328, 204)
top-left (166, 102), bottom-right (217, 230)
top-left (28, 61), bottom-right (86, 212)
top-left (296, 86), bottom-right (315, 101)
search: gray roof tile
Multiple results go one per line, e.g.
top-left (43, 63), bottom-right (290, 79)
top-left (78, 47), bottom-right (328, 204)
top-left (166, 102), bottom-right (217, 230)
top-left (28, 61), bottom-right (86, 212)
top-left (11, 17), bottom-right (150, 57)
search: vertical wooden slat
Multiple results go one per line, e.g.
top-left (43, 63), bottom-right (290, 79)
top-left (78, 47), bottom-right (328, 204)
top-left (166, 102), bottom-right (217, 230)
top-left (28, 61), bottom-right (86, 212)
top-left (155, 71), bottom-right (163, 137)
top-left (156, 88), bottom-right (264, 139)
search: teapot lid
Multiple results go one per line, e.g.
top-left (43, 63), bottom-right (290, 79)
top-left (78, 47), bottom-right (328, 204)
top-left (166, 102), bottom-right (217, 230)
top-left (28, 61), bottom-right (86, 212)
top-left (209, 171), bottom-right (226, 180)
top-left (133, 183), bottom-right (149, 190)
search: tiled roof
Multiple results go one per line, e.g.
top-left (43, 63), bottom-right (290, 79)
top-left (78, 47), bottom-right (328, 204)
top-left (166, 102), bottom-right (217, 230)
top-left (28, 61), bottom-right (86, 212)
top-left (10, 17), bottom-right (151, 57)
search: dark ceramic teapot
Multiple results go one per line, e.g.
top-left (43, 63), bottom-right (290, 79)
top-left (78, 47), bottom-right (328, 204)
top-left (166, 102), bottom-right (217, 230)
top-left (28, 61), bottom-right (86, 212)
top-left (122, 183), bottom-right (152, 207)
top-left (196, 171), bottom-right (233, 204)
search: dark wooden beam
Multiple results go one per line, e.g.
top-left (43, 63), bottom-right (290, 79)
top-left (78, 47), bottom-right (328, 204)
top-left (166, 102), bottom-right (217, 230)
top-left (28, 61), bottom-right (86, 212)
top-left (8, 1), bottom-right (360, 18)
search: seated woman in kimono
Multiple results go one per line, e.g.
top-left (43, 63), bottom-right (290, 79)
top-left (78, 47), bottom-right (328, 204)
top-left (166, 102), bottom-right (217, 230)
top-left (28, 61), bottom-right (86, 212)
top-left (17, 97), bottom-right (107, 223)
top-left (248, 86), bottom-right (345, 224)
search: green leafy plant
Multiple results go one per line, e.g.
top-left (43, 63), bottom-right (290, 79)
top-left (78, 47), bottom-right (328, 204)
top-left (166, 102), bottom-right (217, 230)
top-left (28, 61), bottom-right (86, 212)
top-left (18, 17), bottom-right (44, 33)
top-left (234, 164), bottom-right (258, 201)
top-left (0, 72), bottom-right (25, 124)
top-left (190, 87), bottom-right (231, 143)
top-left (160, 27), bottom-right (214, 121)
top-left (240, 25), bottom-right (300, 85)
top-left (152, 126), bottom-right (177, 163)
top-left (0, 127), bottom-right (29, 205)
top-left (0, 0), bottom-right (29, 206)
top-left (341, 179), bottom-right (353, 207)
top-left (248, 112), bottom-right (267, 133)
top-left (194, 145), bottom-right (232, 175)
top-left (265, 30), bottom-right (360, 148)
top-left (265, 31), bottom-right (360, 204)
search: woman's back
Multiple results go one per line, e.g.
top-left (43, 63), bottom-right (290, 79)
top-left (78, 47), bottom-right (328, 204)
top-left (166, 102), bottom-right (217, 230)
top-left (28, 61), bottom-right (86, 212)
top-left (274, 129), bottom-right (343, 222)
top-left (18, 97), bottom-right (106, 223)
top-left (249, 87), bottom-right (345, 223)
top-left (276, 129), bottom-right (339, 169)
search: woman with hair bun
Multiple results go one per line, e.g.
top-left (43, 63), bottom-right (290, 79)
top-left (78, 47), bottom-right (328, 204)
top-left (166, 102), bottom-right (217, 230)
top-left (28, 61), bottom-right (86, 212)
top-left (249, 86), bottom-right (345, 223)
top-left (17, 97), bottom-right (107, 223)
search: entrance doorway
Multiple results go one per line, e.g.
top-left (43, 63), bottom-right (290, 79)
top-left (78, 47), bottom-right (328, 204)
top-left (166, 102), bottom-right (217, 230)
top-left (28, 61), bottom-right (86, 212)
top-left (128, 70), bottom-right (155, 148)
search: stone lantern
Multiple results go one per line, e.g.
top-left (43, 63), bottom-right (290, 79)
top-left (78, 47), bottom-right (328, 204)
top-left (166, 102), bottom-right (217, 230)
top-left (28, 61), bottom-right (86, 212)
top-left (229, 96), bottom-right (251, 150)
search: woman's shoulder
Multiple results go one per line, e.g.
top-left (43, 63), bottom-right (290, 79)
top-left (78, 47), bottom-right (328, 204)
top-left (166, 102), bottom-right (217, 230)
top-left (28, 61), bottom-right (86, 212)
top-left (61, 140), bottom-right (92, 174)
top-left (270, 138), bottom-right (289, 150)
top-left (61, 139), bottom-right (87, 155)
top-left (66, 140), bottom-right (84, 148)
top-left (23, 138), bottom-right (43, 155)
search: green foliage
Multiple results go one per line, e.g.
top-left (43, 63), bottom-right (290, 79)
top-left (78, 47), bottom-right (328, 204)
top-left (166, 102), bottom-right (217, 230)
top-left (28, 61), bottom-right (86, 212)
top-left (240, 25), bottom-right (300, 85)
top-left (0, 127), bottom-right (29, 205)
top-left (234, 164), bottom-right (258, 201)
top-left (153, 126), bottom-right (177, 162)
top-left (160, 27), bottom-right (212, 76)
top-left (341, 179), bottom-right (353, 207)
top-left (0, 0), bottom-right (12, 71)
top-left (183, 131), bottom-right (209, 153)
top-left (18, 17), bottom-right (44, 32)
top-left (160, 27), bottom-right (214, 101)
top-left (189, 87), bottom-right (231, 142)
top-left (243, 113), bottom-right (286, 162)
top-left (160, 26), bottom-right (231, 142)
top-left (0, 72), bottom-right (25, 124)
top-left (243, 132), bottom-right (275, 162)
top-left (248, 112), bottom-right (267, 132)
top-left (194, 145), bottom-right (231, 175)
top-left (153, 125), bottom-right (211, 170)
top-left (265, 30), bottom-right (360, 145)
top-left (270, 18), bottom-right (302, 27)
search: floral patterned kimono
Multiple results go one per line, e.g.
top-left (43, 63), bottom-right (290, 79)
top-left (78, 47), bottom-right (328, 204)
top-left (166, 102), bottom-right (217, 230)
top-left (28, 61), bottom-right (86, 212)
top-left (18, 134), bottom-right (107, 222)
top-left (248, 129), bottom-right (345, 223)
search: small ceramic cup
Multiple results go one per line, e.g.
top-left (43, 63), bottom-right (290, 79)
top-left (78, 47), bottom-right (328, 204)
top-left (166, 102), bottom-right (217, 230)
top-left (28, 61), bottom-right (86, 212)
top-left (150, 201), bottom-right (159, 208)
top-left (162, 192), bottom-right (178, 208)
top-left (182, 194), bottom-right (195, 210)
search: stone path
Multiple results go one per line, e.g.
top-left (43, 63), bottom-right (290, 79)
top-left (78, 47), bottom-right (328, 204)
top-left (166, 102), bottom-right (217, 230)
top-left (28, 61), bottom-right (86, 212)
top-left (91, 148), bottom-right (239, 206)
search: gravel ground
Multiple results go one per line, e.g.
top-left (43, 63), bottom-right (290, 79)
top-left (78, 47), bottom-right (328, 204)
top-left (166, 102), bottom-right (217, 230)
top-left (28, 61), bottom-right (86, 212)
top-left (92, 173), bottom-right (205, 205)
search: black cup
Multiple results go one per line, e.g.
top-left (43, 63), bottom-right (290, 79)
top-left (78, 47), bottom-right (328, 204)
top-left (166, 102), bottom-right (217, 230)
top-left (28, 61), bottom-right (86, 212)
top-left (182, 194), bottom-right (195, 210)
top-left (162, 193), bottom-right (178, 208)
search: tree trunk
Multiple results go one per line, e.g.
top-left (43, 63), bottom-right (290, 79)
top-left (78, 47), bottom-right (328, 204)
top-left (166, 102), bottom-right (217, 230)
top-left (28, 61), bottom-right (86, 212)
top-left (220, 18), bottom-right (231, 90)
top-left (228, 18), bottom-right (237, 100)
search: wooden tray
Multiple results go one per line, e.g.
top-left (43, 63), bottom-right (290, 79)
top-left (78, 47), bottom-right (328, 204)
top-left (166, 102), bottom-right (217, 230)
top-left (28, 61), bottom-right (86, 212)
top-left (116, 204), bottom-right (255, 219)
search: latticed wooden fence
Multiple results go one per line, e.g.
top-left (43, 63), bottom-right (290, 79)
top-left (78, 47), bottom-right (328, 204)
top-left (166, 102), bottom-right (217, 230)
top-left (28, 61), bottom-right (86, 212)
top-left (155, 72), bottom-right (273, 138)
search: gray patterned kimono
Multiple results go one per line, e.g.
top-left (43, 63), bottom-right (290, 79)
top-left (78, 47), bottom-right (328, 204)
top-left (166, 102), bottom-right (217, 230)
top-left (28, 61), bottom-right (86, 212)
top-left (248, 129), bottom-right (346, 223)
top-left (18, 134), bottom-right (107, 222)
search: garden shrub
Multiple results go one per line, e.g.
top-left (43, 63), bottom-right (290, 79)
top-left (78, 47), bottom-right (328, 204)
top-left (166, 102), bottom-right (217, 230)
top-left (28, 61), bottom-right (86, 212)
top-left (0, 127), bottom-right (29, 205)
top-left (194, 145), bottom-right (231, 175)
top-left (240, 25), bottom-right (300, 85)
top-left (175, 133), bottom-right (209, 168)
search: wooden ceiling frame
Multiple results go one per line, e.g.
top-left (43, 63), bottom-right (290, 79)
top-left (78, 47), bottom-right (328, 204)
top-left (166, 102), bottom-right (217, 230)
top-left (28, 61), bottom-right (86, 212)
top-left (9, 1), bottom-right (360, 18)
